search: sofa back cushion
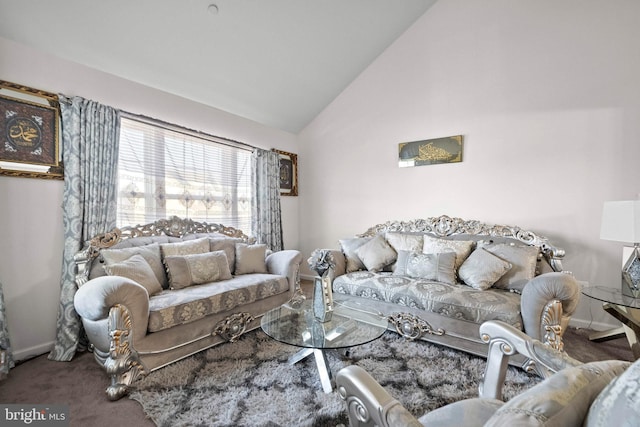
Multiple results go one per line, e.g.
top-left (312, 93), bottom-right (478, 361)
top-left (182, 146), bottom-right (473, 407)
top-left (209, 237), bottom-right (242, 274)
top-left (235, 243), bottom-right (268, 274)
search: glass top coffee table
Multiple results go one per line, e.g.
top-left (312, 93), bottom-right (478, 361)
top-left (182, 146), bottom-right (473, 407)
top-left (261, 294), bottom-right (388, 393)
top-left (582, 285), bottom-right (640, 359)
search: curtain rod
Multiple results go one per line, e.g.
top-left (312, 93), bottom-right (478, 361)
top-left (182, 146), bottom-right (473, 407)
top-left (120, 111), bottom-right (257, 152)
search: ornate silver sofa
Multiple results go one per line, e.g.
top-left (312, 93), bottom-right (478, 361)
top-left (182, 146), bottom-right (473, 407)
top-left (336, 320), bottom-right (637, 427)
top-left (73, 217), bottom-right (302, 400)
top-left (315, 215), bottom-right (581, 373)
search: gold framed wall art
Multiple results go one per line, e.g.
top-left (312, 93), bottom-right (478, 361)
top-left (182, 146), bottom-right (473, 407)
top-left (398, 135), bottom-right (463, 168)
top-left (0, 80), bottom-right (63, 180)
top-left (273, 149), bottom-right (298, 196)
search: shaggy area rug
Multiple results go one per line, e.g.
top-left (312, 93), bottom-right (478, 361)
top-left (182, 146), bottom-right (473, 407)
top-left (129, 330), bottom-right (542, 427)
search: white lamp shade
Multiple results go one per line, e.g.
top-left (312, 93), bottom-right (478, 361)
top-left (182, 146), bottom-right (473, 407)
top-left (600, 200), bottom-right (640, 243)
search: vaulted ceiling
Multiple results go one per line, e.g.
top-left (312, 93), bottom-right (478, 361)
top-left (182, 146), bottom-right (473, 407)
top-left (0, 0), bottom-right (436, 133)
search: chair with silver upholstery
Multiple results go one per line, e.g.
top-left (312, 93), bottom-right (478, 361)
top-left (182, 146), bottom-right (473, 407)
top-left (336, 320), bottom-right (638, 427)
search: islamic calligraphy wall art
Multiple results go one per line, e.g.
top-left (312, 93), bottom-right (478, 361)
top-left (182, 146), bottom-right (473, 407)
top-left (272, 149), bottom-right (298, 196)
top-left (398, 135), bottom-right (464, 168)
top-left (0, 80), bottom-right (62, 180)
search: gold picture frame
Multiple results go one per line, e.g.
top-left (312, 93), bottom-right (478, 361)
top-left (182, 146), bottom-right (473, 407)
top-left (273, 149), bottom-right (298, 196)
top-left (0, 80), bottom-right (63, 180)
top-left (398, 135), bottom-right (464, 168)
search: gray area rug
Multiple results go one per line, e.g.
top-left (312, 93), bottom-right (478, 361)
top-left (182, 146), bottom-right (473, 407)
top-left (129, 330), bottom-right (542, 427)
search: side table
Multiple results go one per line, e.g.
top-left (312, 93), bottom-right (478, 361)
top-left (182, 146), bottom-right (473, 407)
top-left (581, 285), bottom-right (640, 359)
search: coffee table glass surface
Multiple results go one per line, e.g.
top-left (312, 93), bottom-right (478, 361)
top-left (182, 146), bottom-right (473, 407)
top-left (261, 294), bottom-right (388, 350)
top-left (260, 294), bottom-right (389, 392)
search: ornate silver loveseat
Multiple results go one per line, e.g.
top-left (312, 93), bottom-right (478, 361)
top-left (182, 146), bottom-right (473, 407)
top-left (315, 215), bottom-right (580, 373)
top-left (73, 217), bottom-right (302, 400)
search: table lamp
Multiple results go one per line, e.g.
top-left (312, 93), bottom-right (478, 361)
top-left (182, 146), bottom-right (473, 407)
top-left (600, 200), bottom-right (640, 298)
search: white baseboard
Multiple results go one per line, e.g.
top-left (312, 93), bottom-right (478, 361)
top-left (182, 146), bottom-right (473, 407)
top-left (13, 341), bottom-right (54, 363)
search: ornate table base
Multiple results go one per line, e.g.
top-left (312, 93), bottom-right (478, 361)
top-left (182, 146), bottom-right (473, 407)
top-left (288, 348), bottom-right (333, 393)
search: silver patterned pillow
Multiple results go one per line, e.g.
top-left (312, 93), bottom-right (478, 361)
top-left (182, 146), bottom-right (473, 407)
top-left (101, 243), bottom-right (167, 289)
top-left (394, 250), bottom-right (456, 285)
top-left (339, 237), bottom-right (371, 273)
top-left (160, 237), bottom-right (211, 258)
top-left (355, 235), bottom-right (397, 272)
top-left (458, 247), bottom-right (513, 290)
top-left (385, 232), bottom-right (424, 252)
top-left (422, 235), bottom-right (475, 271)
top-left (104, 254), bottom-right (163, 296)
top-left (478, 242), bottom-right (538, 289)
top-left (164, 250), bottom-right (232, 290)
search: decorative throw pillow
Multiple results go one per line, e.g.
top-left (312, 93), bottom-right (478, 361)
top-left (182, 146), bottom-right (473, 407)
top-left (478, 242), bottom-right (539, 289)
top-left (101, 243), bottom-right (167, 289)
top-left (164, 250), bottom-right (232, 290)
top-left (160, 237), bottom-right (210, 258)
top-left (210, 237), bottom-right (242, 274)
top-left (104, 254), bottom-right (163, 296)
top-left (385, 232), bottom-right (424, 253)
top-left (355, 234), bottom-right (397, 272)
top-left (458, 248), bottom-right (513, 290)
top-left (485, 360), bottom-right (631, 427)
top-left (339, 237), bottom-right (371, 273)
top-left (422, 235), bottom-right (475, 271)
top-left (394, 250), bottom-right (456, 285)
top-left (235, 243), bottom-right (268, 274)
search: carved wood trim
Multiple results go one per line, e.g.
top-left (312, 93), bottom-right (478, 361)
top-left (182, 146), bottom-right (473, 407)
top-left (541, 299), bottom-right (564, 352)
top-left (387, 312), bottom-right (445, 340)
top-left (212, 312), bottom-right (255, 342)
top-left (104, 304), bottom-right (147, 400)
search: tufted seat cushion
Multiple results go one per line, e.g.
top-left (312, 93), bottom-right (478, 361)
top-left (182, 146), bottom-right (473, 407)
top-left (147, 274), bottom-right (289, 332)
top-left (333, 271), bottom-right (523, 328)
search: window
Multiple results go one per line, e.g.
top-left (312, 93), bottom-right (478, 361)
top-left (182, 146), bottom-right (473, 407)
top-left (117, 116), bottom-right (252, 232)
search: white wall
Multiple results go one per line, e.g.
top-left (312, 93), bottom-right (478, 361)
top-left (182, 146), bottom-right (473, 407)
top-left (298, 0), bottom-right (640, 329)
top-left (0, 37), bottom-right (300, 360)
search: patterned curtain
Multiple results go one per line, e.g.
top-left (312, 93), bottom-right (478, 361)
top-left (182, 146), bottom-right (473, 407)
top-left (48, 96), bottom-right (120, 362)
top-left (251, 149), bottom-right (283, 251)
top-left (0, 280), bottom-right (14, 377)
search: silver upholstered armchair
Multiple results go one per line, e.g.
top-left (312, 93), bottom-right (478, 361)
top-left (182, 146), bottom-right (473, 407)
top-left (336, 321), bottom-right (638, 427)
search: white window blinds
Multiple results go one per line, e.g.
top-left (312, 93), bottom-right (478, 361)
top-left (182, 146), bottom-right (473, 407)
top-left (117, 116), bottom-right (252, 232)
